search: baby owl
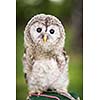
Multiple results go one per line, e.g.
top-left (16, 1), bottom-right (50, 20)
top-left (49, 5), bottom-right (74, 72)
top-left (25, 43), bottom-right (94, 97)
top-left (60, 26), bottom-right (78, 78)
top-left (23, 14), bottom-right (76, 100)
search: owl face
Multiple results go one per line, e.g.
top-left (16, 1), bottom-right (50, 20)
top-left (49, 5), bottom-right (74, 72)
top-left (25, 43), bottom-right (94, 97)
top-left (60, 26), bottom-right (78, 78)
top-left (24, 14), bottom-right (65, 51)
top-left (30, 22), bottom-right (60, 45)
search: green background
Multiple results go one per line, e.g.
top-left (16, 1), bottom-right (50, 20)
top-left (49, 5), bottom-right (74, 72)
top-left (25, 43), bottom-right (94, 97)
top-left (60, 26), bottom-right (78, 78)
top-left (16, 0), bottom-right (83, 100)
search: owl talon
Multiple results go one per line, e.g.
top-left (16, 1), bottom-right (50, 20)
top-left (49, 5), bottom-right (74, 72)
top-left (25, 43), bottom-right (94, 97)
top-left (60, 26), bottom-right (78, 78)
top-left (37, 92), bottom-right (41, 96)
top-left (26, 96), bottom-right (30, 100)
top-left (28, 91), bottom-right (35, 96)
top-left (28, 90), bottom-right (43, 96)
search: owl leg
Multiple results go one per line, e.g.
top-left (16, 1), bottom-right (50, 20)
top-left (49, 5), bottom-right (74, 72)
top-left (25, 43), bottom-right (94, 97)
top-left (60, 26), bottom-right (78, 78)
top-left (56, 89), bottom-right (78, 100)
top-left (26, 90), bottom-right (43, 100)
top-left (28, 90), bottom-right (43, 96)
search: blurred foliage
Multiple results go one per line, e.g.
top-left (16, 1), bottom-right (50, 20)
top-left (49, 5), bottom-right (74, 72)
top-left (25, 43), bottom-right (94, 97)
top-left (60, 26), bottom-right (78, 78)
top-left (16, 0), bottom-right (83, 100)
top-left (17, 0), bottom-right (74, 28)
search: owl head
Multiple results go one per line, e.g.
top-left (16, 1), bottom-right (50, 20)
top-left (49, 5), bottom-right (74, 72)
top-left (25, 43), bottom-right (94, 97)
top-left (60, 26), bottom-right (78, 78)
top-left (24, 14), bottom-right (65, 52)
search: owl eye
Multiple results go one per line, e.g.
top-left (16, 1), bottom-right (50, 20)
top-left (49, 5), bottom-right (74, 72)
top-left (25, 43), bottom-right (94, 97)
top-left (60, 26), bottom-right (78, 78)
top-left (49, 29), bottom-right (55, 34)
top-left (36, 27), bottom-right (42, 33)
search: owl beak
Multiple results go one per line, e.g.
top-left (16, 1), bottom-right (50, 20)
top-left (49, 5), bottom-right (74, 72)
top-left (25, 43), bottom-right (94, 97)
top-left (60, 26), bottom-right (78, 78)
top-left (43, 34), bottom-right (47, 43)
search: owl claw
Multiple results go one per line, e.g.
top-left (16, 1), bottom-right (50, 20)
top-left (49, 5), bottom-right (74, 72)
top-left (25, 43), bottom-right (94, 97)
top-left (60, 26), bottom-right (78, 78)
top-left (26, 96), bottom-right (30, 100)
top-left (28, 90), bottom-right (43, 96)
top-left (28, 91), bottom-right (35, 96)
top-left (37, 92), bottom-right (42, 96)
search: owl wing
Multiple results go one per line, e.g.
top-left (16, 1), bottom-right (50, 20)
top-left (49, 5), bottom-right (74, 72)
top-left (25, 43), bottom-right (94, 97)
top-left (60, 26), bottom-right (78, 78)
top-left (62, 48), bottom-right (69, 64)
top-left (55, 48), bottom-right (69, 71)
top-left (23, 48), bottom-right (35, 83)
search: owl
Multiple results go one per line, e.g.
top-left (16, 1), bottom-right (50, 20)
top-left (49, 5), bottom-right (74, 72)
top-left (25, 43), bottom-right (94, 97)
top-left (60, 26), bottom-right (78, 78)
top-left (23, 14), bottom-right (77, 100)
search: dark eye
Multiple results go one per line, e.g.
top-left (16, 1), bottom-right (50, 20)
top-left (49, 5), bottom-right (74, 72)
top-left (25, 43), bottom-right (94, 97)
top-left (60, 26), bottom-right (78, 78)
top-left (50, 29), bottom-right (55, 34)
top-left (36, 28), bottom-right (42, 33)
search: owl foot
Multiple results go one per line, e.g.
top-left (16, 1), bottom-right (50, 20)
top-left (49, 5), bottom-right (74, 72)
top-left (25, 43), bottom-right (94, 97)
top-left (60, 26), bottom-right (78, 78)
top-left (26, 96), bottom-right (31, 100)
top-left (28, 90), bottom-right (43, 96)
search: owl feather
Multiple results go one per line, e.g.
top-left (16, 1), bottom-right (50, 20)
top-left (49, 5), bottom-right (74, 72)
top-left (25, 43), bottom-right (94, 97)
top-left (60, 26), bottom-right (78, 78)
top-left (23, 14), bottom-right (77, 100)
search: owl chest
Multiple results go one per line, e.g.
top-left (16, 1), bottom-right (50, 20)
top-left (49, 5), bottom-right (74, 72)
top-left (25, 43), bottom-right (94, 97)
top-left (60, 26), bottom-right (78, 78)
top-left (31, 58), bottom-right (60, 80)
